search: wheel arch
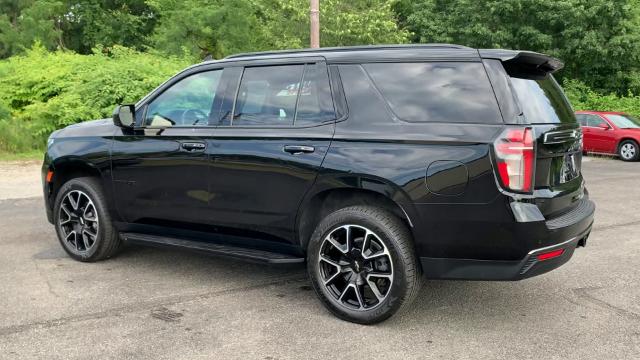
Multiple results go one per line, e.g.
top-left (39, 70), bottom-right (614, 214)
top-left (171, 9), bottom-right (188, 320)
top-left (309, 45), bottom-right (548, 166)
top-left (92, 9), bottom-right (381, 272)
top-left (617, 137), bottom-right (640, 150)
top-left (296, 182), bottom-right (418, 251)
top-left (47, 157), bottom-right (104, 210)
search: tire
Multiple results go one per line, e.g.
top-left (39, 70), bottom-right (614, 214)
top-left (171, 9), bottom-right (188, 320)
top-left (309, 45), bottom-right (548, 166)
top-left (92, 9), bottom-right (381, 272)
top-left (307, 206), bottom-right (422, 324)
top-left (618, 140), bottom-right (639, 161)
top-left (53, 177), bottom-right (121, 262)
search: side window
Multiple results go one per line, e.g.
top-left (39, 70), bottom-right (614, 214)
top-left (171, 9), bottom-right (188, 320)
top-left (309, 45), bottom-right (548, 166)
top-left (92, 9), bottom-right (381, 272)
top-left (295, 63), bottom-right (336, 125)
top-left (363, 62), bottom-right (502, 123)
top-left (145, 70), bottom-right (222, 127)
top-left (586, 115), bottom-right (607, 127)
top-left (575, 114), bottom-right (587, 126)
top-left (233, 65), bottom-right (304, 126)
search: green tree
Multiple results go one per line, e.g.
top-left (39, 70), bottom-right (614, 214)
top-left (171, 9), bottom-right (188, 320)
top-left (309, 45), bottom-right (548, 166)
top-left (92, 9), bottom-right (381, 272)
top-left (148, 0), bottom-right (410, 59)
top-left (147, 0), bottom-right (265, 60)
top-left (0, 0), bottom-right (65, 58)
top-left (395, 0), bottom-right (640, 94)
top-left (60, 0), bottom-right (156, 54)
top-left (0, 0), bottom-right (155, 58)
top-left (257, 0), bottom-right (410, 50)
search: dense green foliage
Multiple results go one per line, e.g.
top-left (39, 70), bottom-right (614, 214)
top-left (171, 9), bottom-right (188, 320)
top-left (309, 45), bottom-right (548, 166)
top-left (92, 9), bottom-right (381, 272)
top-left (146, 0), bottom-right (408, 59)
top-left (0, 0), bottom-right (156, 57)
top-left (0, 0), bottom-right (407, 59)
top-left (564, 80), bottom-right (640, 118)
top-left (0, 0), bottom-right (639, 154)
top-left (395, 0), bottom-right (640, 95)
top-left (0, 45), bottom-right (187, 152)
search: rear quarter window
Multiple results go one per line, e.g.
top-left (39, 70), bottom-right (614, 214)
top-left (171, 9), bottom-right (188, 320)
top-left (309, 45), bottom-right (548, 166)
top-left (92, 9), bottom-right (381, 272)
top-left (363, 62), bottom-right (502, 124)
top-left (509, 75), bottom-right (576, 124)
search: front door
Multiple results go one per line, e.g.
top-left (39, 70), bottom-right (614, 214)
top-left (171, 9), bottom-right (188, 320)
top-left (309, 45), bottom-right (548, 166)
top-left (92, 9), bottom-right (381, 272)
top-left (112, 68), bottom-right (225, 228)
top-left (205, 62), bottom-right (336, 243)
top-left (581, 114), bottom-right (609, 152)
top-left (587, 115), bottom-right (614, 153)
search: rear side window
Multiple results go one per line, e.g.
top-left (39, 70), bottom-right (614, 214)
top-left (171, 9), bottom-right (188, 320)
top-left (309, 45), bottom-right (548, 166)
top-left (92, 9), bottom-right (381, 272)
top-left (233, 65), bottom-right (303, 126)
top-left (509, 75), bottom-right (576, 124)
top-left (231, 63), bottom-right (335, 127)
top-left (363, 62), bottom-right (502, 123)
top-left (295, 63), bottom-right (335, 125)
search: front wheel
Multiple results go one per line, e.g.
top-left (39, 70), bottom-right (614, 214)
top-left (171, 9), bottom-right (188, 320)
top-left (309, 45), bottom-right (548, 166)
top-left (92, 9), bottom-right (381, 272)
top-left (307, 206), bottom-right (421, 324)
top-left (619, 140), bottom-right (639, 161)
top-left (53, 177), bottom-right (121, 262)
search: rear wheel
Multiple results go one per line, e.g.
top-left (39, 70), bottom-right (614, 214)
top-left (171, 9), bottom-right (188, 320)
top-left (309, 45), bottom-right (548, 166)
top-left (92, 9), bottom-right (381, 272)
top-left (307, 206), bottom-right (421, 324)
top-left (618, 140), bottom-right (639, 161)
top-left (53, 177), bottom-right (121, 262)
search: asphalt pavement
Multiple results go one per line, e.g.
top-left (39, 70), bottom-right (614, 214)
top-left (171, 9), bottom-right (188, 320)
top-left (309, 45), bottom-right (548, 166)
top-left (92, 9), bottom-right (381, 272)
top-left (0, 157), bottom-right (638, 359)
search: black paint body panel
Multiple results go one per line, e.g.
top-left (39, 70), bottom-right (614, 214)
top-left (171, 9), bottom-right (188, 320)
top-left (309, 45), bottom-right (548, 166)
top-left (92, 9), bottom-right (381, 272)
top-left (42, 45), bottom-right (594, 281)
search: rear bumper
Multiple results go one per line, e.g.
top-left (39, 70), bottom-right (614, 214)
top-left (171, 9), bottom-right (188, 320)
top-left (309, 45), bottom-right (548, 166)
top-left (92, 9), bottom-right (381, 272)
top-left (421, 198), bottom-right (595, 281)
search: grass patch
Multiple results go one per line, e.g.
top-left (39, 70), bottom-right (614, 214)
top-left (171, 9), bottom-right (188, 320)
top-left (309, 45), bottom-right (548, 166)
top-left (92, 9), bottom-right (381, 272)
top-left (0, 150), bottom-right (43, 162)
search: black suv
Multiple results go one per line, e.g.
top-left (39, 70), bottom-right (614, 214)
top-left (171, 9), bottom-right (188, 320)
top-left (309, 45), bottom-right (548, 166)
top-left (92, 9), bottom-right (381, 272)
top-left (43, 44), bottom-right (595, 324)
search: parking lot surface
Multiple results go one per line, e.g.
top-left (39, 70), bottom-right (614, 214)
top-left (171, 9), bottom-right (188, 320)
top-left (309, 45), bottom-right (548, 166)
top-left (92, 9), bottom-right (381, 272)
top-left (0, 157), bottom-right (638, 359)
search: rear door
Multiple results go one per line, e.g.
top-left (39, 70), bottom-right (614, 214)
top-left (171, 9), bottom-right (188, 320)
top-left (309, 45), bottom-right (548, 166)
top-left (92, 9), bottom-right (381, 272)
top-left (205, 60), bottom-right (336, 243)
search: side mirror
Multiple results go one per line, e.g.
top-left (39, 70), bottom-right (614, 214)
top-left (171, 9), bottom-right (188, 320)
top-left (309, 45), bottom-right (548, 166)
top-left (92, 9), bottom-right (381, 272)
top-left (597, 122), bottom-right (610, 130)
top-left (113, 104), bottom-right (135, 128)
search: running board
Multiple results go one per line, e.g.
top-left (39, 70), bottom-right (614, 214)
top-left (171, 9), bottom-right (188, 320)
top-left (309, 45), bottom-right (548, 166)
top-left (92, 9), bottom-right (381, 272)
top-left (121, 232), bottom-right (305, 264)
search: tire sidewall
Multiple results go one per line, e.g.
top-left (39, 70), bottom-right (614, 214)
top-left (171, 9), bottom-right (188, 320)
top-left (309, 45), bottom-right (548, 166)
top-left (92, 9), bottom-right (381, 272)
top-left (53, 178), bottom-right (107, 261)
top-left (307, 208), bottom-right (413, 324)
top-left (619, 140), bottom-right (639, 161)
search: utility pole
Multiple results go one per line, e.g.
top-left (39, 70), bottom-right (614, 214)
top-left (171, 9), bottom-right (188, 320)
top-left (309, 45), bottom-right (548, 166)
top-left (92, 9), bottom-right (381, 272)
top-left (310, 0), bottom-right (320, 48)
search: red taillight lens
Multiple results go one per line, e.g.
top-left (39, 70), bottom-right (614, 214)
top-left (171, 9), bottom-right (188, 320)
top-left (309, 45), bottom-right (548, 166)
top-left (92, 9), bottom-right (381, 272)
top-left (536, 249), bottom-right (564, 261)
top-left (493, 127), bottom-right (535, 192)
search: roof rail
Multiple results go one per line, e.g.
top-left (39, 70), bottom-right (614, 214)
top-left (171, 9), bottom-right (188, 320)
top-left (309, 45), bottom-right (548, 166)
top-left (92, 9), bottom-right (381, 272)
top-left (223, 44), bottom-right (471, 60)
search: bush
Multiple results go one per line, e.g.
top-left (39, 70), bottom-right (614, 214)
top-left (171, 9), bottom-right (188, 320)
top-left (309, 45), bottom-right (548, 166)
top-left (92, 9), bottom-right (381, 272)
top-left (0, 44), bottom-right (189, 153)
top-left (563, 79), bottom-right (640, 118)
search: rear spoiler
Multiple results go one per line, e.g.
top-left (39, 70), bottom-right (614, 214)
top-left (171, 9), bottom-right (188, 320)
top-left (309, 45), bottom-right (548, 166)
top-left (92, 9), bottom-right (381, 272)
top-left (479, 49), bottom-right (564, 77)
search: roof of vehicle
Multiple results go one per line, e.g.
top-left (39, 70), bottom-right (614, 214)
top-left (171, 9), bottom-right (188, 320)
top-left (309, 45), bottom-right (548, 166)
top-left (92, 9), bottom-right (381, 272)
top-left (192, 44), bottom-right (563, 74)
top-left (223, 44), bottom-right (471, 59)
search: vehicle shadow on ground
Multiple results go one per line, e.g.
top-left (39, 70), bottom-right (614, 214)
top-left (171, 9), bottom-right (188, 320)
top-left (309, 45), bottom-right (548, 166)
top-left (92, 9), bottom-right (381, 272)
top-left (44, 242), bottom-right (563, 328)
top-left (33, 233), bottom-right (559, 328)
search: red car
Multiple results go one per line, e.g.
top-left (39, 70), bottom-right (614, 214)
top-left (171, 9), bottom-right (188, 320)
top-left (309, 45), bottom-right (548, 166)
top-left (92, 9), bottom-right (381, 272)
top-left (576, 111), bottom-right (640, 161)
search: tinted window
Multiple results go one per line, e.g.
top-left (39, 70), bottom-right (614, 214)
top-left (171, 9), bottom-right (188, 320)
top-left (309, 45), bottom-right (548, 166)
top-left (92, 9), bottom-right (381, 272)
top-left (233, 65), bottom-right (303, 126)
top-left (145, 70), bottom-right (222, 127)
top-left (363, 62), bottom-right (502, 123)
top-left (509, 75), bottom-right (576, 124)
top-left (295, 63), bottom-right (335, 125)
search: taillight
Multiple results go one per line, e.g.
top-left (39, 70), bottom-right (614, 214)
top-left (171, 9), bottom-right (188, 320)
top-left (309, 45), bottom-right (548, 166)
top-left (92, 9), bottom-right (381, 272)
top-left (493, 127), bottom-right (535, 192)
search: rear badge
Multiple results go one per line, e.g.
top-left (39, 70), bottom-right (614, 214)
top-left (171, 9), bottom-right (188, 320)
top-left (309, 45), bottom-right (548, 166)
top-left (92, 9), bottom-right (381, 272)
top-left (560, 153), bottom-right (579, 183)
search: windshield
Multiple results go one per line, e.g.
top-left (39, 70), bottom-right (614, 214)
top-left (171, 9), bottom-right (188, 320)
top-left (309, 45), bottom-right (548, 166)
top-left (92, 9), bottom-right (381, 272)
top-left (606, 114), bottom-right (640, 129)
top-left (509, 75), bottom-right (576, 124)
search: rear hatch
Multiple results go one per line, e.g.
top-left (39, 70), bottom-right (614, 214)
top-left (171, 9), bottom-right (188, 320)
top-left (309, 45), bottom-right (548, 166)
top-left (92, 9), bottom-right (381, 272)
top-left (482, 51), bottom-right (584, 217)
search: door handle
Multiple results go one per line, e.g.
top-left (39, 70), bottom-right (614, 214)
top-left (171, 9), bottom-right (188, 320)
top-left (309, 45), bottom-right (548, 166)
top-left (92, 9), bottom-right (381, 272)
top-left (283, 145), bottom-right (315, 154)
top-left (181, 142), bottom-right (206, 152)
